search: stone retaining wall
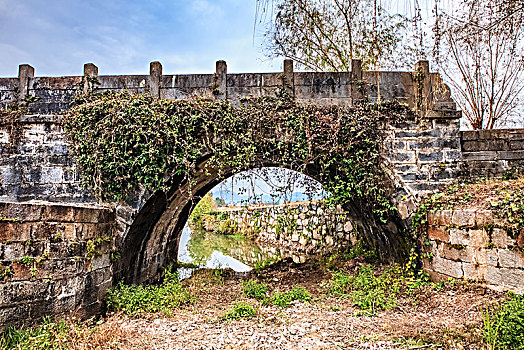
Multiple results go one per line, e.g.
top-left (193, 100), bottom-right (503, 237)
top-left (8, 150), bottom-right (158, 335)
top-left (461, 129), bottom-right (524, 177)
top-left (222, 201), bottom-right (357, 261)
top-left (422, 209), bottom-right (524, 293)
top-left (0, 202), bottom-right (115, 326)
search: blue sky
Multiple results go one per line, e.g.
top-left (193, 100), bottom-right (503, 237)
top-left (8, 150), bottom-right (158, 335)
top-left (0, 0), bottom-right (280, 77)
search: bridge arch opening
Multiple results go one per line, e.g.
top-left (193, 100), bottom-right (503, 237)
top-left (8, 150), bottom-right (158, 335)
top-left (177, 167), bottom-right (328, 274)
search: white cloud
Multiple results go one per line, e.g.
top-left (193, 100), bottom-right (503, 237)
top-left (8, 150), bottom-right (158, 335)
top-left (189, 0), bottom-right (224, 24)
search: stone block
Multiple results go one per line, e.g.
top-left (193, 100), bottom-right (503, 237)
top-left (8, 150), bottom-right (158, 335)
top-left (11, 262), bottom-right (32, 280)
top-left (439, 244), bottom-right (472, 262)
top-left (0, 242), bottom-right (25, 261)
top-left (492, 228), bottom-right (513, 248)
top-left (30, 222), bottom-right (57, 240)
top-left (44, 205), bottom-right (75, 222)
top-left (444, 150), bottom-right (462, 161)
top-left (0, 222), bottom-right (32, 242)
top-left (427, 210), bottom-right (452, 226)
top-left (475, 210), bottom-right (494, 227)
top-left (485, 267), bottom-right (524, 294)
top-left (498, 249), bottom-right (524, 269)
top-left (462, 262), bottom-right (487, 281)
top-left (518, 232), bottom-right (524, 248)
top-left (428, 226), bottom-right (450, 243)
top-left (0, 203), bottom-right (43, 222)
top-left (0, 280), bottom-right (52, 307)
top-left (418, 151), bottom-right (443, 162)
top-left (343, 221), bottom-right (354, 232)
top-left (468, 229), bottom-right (489, 248)
top-left (392, 151), bottom-right (416, 162)
top-left (452, 210), bottom-right (475, 227)
top-left (90, 253), bottom-right (111, 271)
top-left (0, 304), bottom-right (30, 327)
top-left (449, 228), bottom-right (469, 246)
top-left (0, 167), bottom-right (22, 185)
top-left (430, 256), bottom-right (464, 278)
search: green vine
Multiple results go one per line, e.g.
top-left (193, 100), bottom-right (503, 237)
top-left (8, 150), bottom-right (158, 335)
top-left (63, 91), bottom-right (412, 223)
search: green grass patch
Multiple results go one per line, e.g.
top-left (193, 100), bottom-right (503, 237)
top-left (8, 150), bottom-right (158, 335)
top-left (0, 318), bottom-right (70, 350)
top-left (106, 270), bottom-right (192, 317)
top-left (223, 302), bottom-right (256, 320)
top-left (270, 286), bottom-right (311, 308)
top-left (242, 279), bottom-right (268, 300)
top-left (482, 293), bottom-right (524, 350)
top-left (328, 265), bottom-right (402, 314)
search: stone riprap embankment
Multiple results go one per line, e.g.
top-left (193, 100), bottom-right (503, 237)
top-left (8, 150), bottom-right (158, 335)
top-left (221, 201), bottom-right (357, 261)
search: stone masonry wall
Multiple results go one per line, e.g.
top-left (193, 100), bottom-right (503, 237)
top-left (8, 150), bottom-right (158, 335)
top-left (422, 209), bottom-right (524, 294)
top-left (0, 202), bottom-right (115, 327)
top-left (222, 201), bottom-right (357, 262)
top-left (461, 129), bottom-right (524, 177)
top-left (0, 115), bottom-right (94, 204)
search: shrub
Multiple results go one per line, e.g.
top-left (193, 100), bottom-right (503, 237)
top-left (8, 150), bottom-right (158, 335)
top-left (242, 279), bottom-right (268, 300)
top-left (271, 286), bottom-right (311, 308)
top-left (106, 270), bottom-right (192, 316)
top-left (328, 265), bottom-right (399, 314)
top-left (223, 302), bottom-right (256, 320)
top-left (213, 218), bottom-right (238, 235)
top-left (483, 293), bottom-right (524, 349)
top-left (189, 194), bottom-right (216, 226)
top-left (0, 318), bottom-right (69, 350)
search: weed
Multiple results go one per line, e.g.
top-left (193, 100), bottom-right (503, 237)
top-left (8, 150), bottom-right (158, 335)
top-left (242, 279), bottom-right (268, 300)
top-left (0, 317), bottom-right (69, 350)
top-left (0, 265), bottom-right (13, 280)
top-left (328, 265), bottom-right (401, 315)
top-left (214, 218), bottom-right (239, 235)
top-left (270, 286), bottom-right (311, 308)
top-left (0, 317), bottom-right (136, 349)
top-left (482, 293), bottom-right (524, 349)
top-left (106, 269), bottom-right (192, 317)
top-left (254, 257), bottom-right (281, 272)
top-left (222, 302), bottom-right (256, 321)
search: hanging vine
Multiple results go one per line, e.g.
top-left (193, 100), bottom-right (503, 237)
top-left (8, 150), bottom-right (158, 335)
top-left (63, 91), bottom-right (412, 223)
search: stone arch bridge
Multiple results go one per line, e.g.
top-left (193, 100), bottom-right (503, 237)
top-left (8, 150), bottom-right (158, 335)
top-left (0, 60), bottom-right (523, 326)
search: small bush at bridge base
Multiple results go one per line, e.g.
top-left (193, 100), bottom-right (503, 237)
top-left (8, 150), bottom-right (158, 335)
top-left (242, 279), bottom-right (268, 300)
top-left (483, 293), bottom-right (524, 350)
top-left (270, 286), bottom-right (311, 308)
top-left (222, 302), bottom-right (257, 321)
top-left (106, 270), bottom-right (192, 317)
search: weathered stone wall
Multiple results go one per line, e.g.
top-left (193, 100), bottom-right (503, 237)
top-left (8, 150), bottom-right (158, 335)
top-left (222, 201), bottom-right (357, 261)
top-left (0, 115), bottom-right (93, 204)
top-left (0, 202), bottom-right (115, 326)
top-left (461, 129), bottom-right (524, 177)
top-left (422, 209), bottom-right (524, 294)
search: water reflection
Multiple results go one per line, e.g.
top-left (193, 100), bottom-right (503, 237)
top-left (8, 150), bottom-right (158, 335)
top-left (177, 226), bottom-right (280, 276)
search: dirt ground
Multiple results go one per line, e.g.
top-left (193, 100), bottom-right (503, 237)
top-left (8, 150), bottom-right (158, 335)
top-left (93, 258), bottom-right (505, 350)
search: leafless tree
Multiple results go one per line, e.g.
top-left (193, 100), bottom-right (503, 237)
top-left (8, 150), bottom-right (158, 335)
top-left (258, 0), bottom-right (412, 71)
top-left (434, 0), bottom-right (524, 129)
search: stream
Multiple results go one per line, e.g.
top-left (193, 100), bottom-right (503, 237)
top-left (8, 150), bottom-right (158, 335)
top-left (176, 225), bottom-right (280, 278)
